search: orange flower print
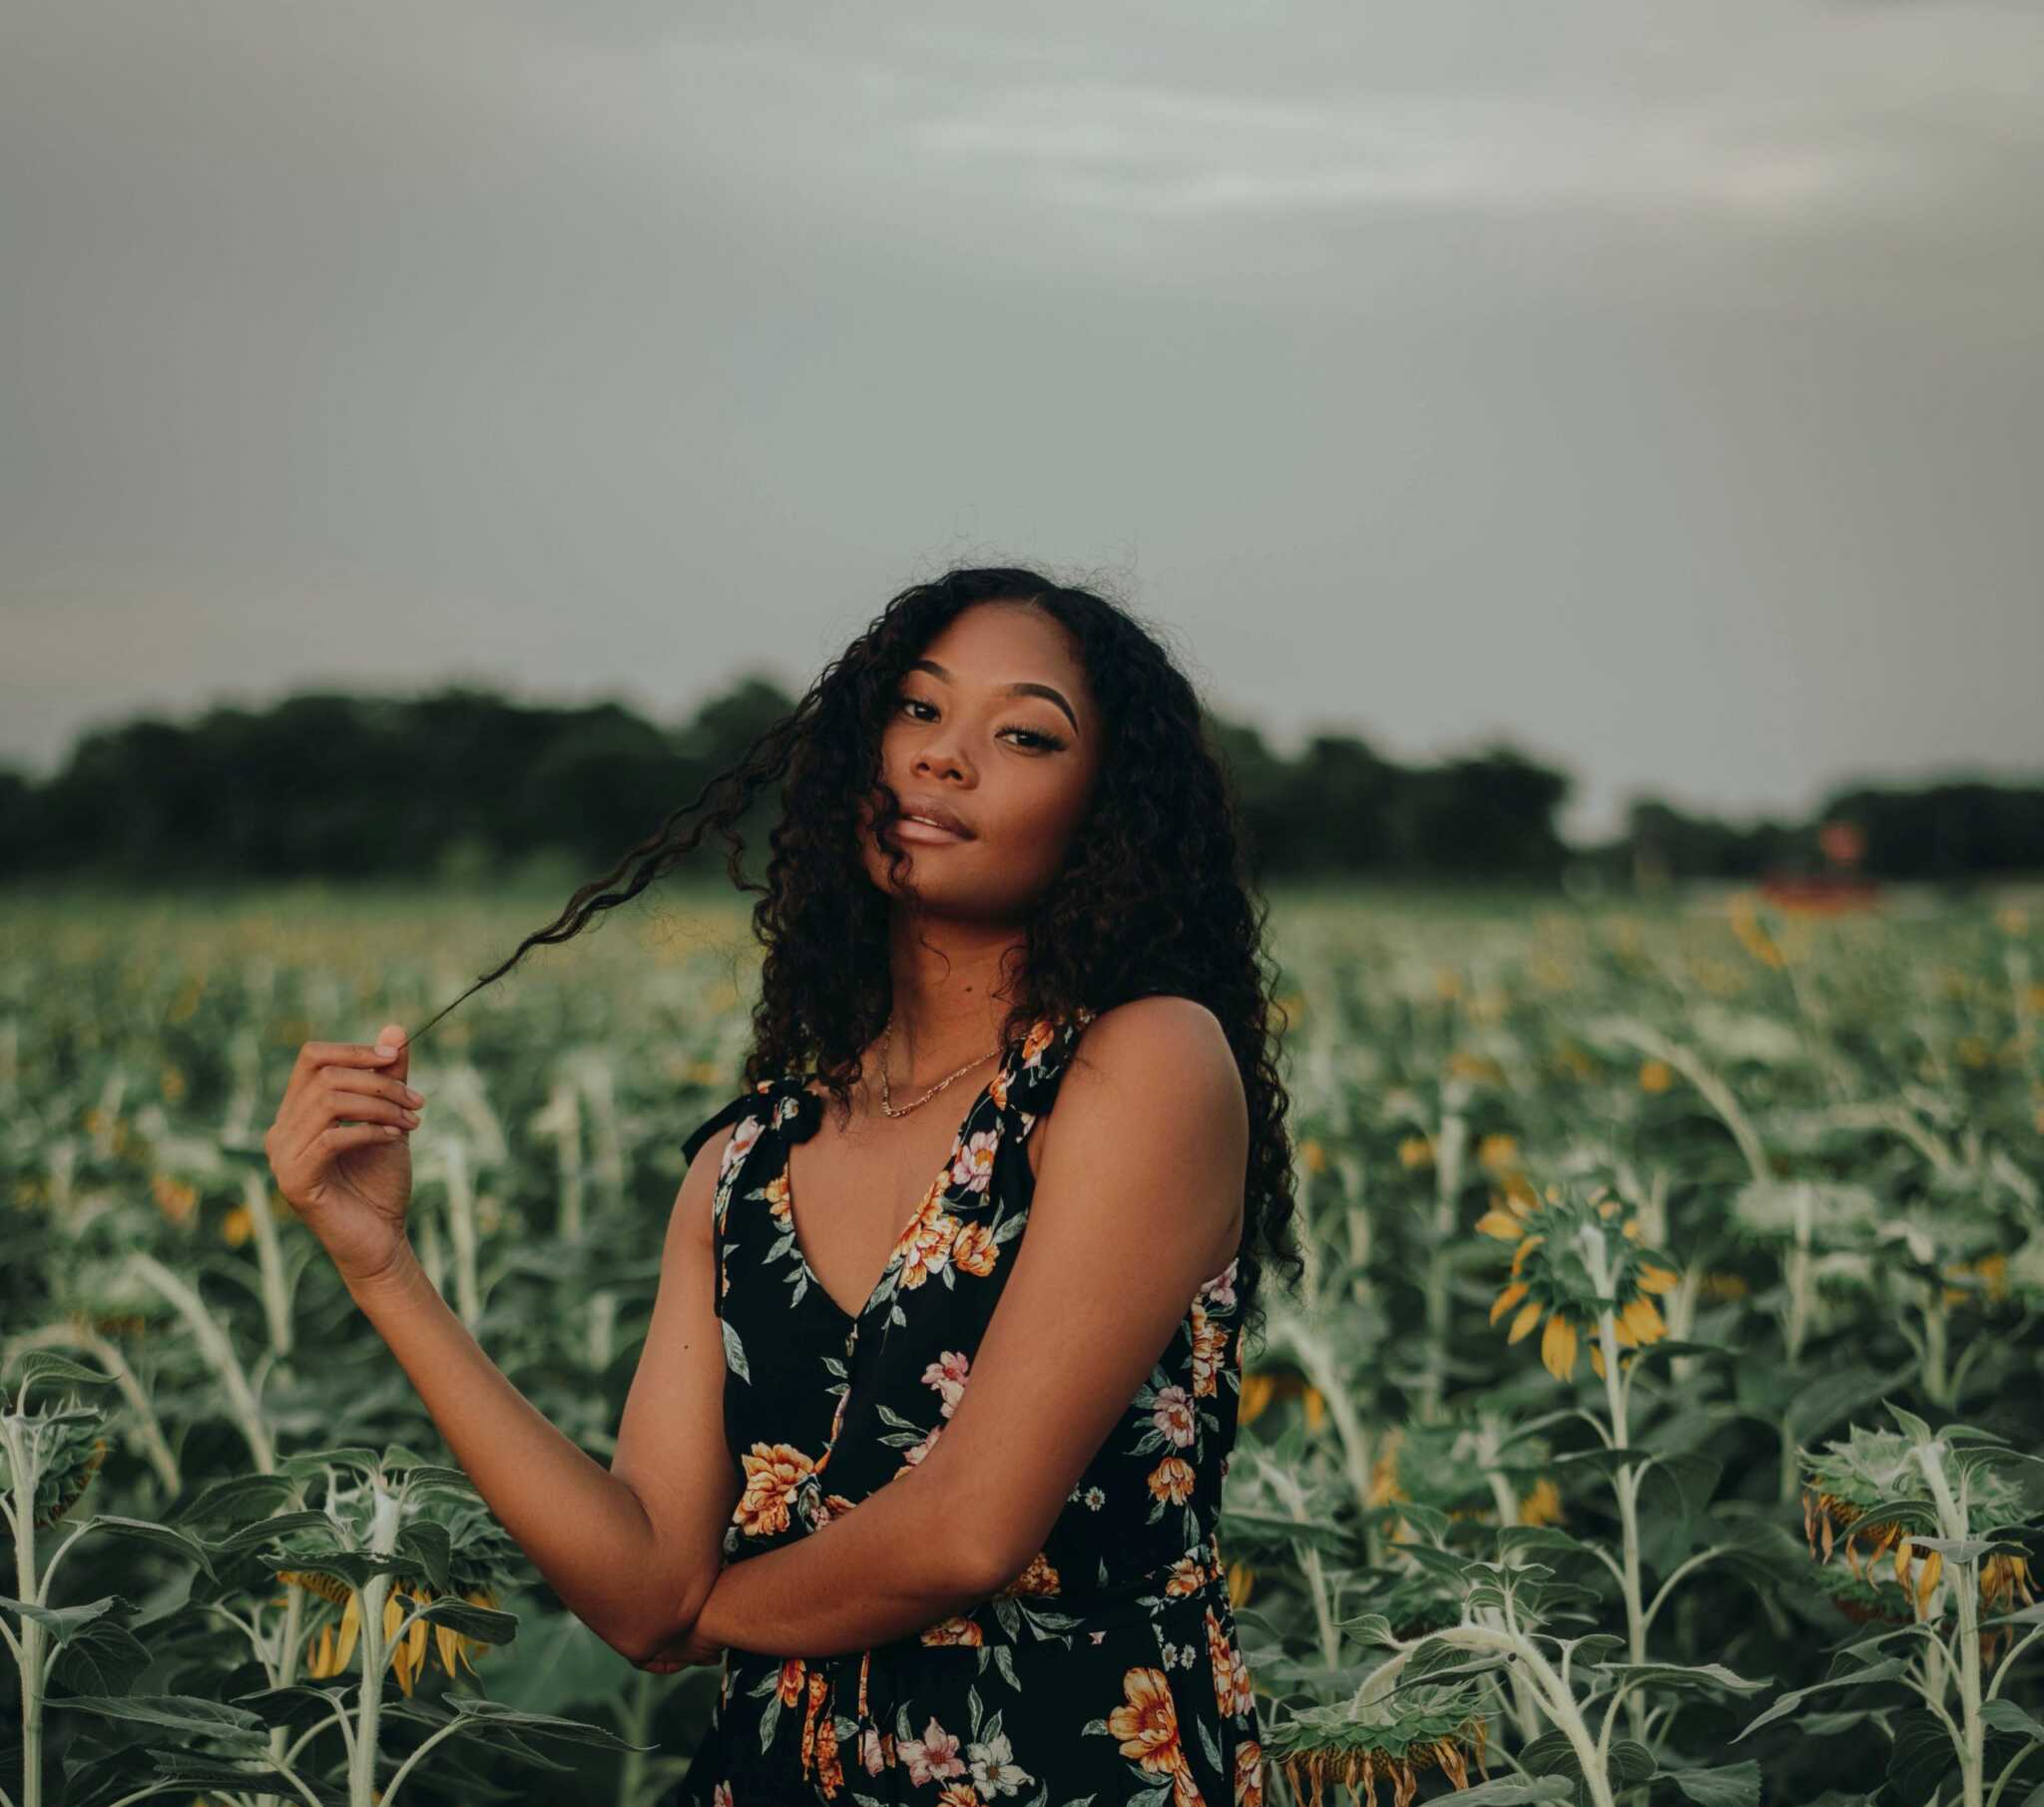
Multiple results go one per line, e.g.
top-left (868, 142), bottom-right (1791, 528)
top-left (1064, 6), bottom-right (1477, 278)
top-left (991, 1064), bottom-right (1011, 1111)
top-left (737, 1443), bottom-right (815, 1538)
top-left (895, 1183), bottom-right (960, 1292)
top-left (776, 1657), bottom-right (807, 1709)
top-left (1019, 1016), bottom-right (1057, 1073)
top-left (1148, 1457), bottom-right (1197, 1507)
top-left (1152, 1386), bottom-right (1197, 1448)
top-left (1164, 1552), bottom-right (1213, 1597)
top-left (1235, 1739), bottom-right (1264, 1807)
top-left (795, 1665), bottom-right (845, 1797)
top-left (919, 1614), bottom-right (985, 1647)
top-left (1107, 1668), bottom-right (1204, 1803)
top-left (993, 1550), bottom-right (1063, 1597)
top-left (897, 1716), bottom-right (970, 1786)
top-left (952, 1219), bottom-right (1000, 1277)
top-left (936, 1786), bottom-right (980, 1807)
top-left (1205, 1606), bottom-right (1255, 1719)
top-left (950, 1129), bottom-right (1001, 1193)
top-left (763, 1166), bottom-right (791, 1227)
top-left (1189, 1304), bottom-right (1228, 1399)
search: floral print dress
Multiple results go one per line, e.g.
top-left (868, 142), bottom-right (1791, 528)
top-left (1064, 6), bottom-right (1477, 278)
top-left (666, 1007), bottom-right (1264, 1807)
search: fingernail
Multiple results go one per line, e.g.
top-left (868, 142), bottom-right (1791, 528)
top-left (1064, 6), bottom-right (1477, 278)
top-left (374, 1044), bottom-right (397, 1059)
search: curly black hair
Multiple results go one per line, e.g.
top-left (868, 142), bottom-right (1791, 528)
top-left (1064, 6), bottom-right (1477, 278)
top-left (410, 565), bottom-right (1301, 1355)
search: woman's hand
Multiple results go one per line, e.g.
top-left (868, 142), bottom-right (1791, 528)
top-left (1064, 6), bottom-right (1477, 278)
top-left (633, 1619), bottom-right (728, 1673)
top-left (263, 1021), bottom-right (425, 1287)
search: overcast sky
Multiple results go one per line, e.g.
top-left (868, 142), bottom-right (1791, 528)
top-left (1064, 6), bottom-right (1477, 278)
top-left (5, 0), bottom-right (2040, 842)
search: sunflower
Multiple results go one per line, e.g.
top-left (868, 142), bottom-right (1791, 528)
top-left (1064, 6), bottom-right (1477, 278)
top-left (1265, 1686), bottom-right (1490, 1807)
top-left (1479, 1179), bottom-right (1678, 1382)
top-left (279, 1571), bottom-right (503, 1693)
top-left (1799, 1426), bottom-right (2037, 1656)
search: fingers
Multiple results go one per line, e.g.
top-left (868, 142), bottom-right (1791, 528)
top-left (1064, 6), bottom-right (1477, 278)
top-left (268, 1038), bottom-right (425, 1185)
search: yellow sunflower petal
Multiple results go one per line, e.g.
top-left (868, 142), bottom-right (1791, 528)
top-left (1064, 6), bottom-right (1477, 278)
top-left (1621, 1295), bottom-right (1668, 1344)
top-left (334, 1590), bottom-right (361, 1671)
top-left (1507, 1299), bottom-right (1545, 1344)
top-left (1510, 1234), bottom-right (1547, 1278)
top-left (1489, 1281), bottom-right (1529, 1325)
top-left (1635, 1264), bottom-right (1681, 1295)
top-left (1475, 1210), bottom-right (1524, 1242)
top-left (1540, 1313), bottom-right (1579, 1382)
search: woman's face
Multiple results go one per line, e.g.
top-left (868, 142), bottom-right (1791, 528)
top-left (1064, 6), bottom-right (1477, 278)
top-left (858, 601), bottom-right (1101, 921)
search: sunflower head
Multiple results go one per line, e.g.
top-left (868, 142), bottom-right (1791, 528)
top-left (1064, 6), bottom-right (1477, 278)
top-left (1479, 1176), bottom-right (1678, 1383)
top-left (1265, 1675), bottom-right (1490, 1807)
top-left (1799, 1423), bottom-right (2034, 1629)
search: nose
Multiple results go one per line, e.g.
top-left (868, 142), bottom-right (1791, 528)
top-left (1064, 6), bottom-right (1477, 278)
top-left (911, 738), bottom-right (970, 782)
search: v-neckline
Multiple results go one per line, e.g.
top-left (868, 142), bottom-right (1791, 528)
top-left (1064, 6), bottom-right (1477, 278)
top-left (779, 1049), bottom-right (1014, 1325)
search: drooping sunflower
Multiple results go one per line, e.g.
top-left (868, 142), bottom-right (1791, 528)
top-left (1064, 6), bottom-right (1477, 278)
top-left (1264, 1682), bottom-right (1491, 1807)
top-left (1479, 1177), bottom-right (1679, 1382)
top-left (1799, 1426), bottom-right (2039, 1659)
top-left (278, 1569), bottom-right (505, 1694)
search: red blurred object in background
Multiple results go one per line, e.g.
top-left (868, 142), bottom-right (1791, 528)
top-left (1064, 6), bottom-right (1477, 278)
top-left (1762, 817), bottom-right (1879, 913)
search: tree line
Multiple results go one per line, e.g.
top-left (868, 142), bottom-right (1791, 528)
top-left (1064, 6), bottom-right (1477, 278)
top-left (0, 679), bottom-right (2035, 886)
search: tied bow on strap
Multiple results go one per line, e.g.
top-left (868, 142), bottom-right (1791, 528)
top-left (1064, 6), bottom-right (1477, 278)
top-left (680, 1078), bottom-right (821, 1166)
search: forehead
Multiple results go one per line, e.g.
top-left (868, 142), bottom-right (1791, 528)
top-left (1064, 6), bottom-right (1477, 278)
top-left (917, 601), bottom-right (1086, 687)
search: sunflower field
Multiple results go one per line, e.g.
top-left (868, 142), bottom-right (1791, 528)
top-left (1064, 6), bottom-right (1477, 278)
top-left (4, 881), bottom-right (2043, 1807)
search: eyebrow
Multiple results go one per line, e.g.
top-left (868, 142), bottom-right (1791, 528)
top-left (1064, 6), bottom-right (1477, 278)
top-left (909, 659), bottom-right (1080, 733)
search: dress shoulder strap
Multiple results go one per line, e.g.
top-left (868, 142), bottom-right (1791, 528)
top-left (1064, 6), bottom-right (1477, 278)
top-left (680, 1077), bottom-right (822, 1169)
top-left (996, 1005), bottom-right (1099, 1128)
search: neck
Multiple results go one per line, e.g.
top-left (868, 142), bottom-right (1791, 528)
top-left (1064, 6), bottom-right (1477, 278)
top-left (881, 912), bottom-right (1026, 1081)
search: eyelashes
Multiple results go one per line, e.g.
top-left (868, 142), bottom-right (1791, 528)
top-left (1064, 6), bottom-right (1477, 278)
top-left (895, 695), bottom-right (1067, 752)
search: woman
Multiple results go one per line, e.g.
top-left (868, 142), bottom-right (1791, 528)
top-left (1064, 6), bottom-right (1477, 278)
top-left (264, 566), bottom-right (1300, 1805)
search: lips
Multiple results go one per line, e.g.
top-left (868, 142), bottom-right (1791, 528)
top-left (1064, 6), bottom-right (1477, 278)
top-left (893, 797), bottom-right (975, 839)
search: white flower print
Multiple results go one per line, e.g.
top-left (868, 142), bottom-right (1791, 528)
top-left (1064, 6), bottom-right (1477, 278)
top-left (1084, 1485), bottom-right (1107, 1510)
top-left (860, 1725), bottom-right (887, 1776)
top-left (1090, 1628), bottom-right (1108, 1644)
top-left (902, 1418), bottom-right (946, 1467)
top-left (1198, 1255), bottom-right (1239, 1307)
top-left (969, 1729), bottom-right (1035, 1795)
top-left (718, 1114), bottom-right (763, 1184)
top-left (1152, 1385), bottom-right (1197, 1448)
top-left (951, 1129), bottom-right (1001, 1193)
top-left (898, 1716), bottom-right (967, 1785)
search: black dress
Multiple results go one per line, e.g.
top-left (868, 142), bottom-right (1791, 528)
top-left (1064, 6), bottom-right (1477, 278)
top-left (668, 1007), bottom-right (1264, 1807)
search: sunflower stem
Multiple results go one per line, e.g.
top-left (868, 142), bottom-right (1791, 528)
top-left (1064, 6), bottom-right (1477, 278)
top-left (1583, 1231), bottom-right (1651, 1772)
top-left (1418, 1105), bottom-right (1468, 1425)
top-left (351, 1485), bottom-right (403, 1807)
top-left (1431, 1624), bottom-right (1618, 1807)
top-left (5, 1412), bottom-right (44, 1807)
top-left (1916, 1440), bottom-right (1985, 1807)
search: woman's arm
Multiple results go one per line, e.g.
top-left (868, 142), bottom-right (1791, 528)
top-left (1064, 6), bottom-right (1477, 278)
top-left (688, 1460), bottom-right (1002, 1659)
top-left (685, 997), bottom-right (1247, 1660)
top-left (344, 1130), bottom-right (741, 1665)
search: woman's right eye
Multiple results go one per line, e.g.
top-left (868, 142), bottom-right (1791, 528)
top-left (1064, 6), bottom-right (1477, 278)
top-left (897, 696), bottom-right (936, 721)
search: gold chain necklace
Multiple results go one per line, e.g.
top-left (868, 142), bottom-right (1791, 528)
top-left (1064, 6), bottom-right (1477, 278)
top-left (877, 1022), bottom-right (1003, 1119)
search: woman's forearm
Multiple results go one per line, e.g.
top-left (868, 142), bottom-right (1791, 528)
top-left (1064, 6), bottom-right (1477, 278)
top-left (693, 1465), bottom-right (996, 1659)
top-left (342, 1240), bottom-right (683, 1659)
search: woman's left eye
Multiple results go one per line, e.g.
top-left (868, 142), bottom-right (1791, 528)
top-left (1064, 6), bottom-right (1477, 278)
top-left (896, 697), bottom-right (1063, 752)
